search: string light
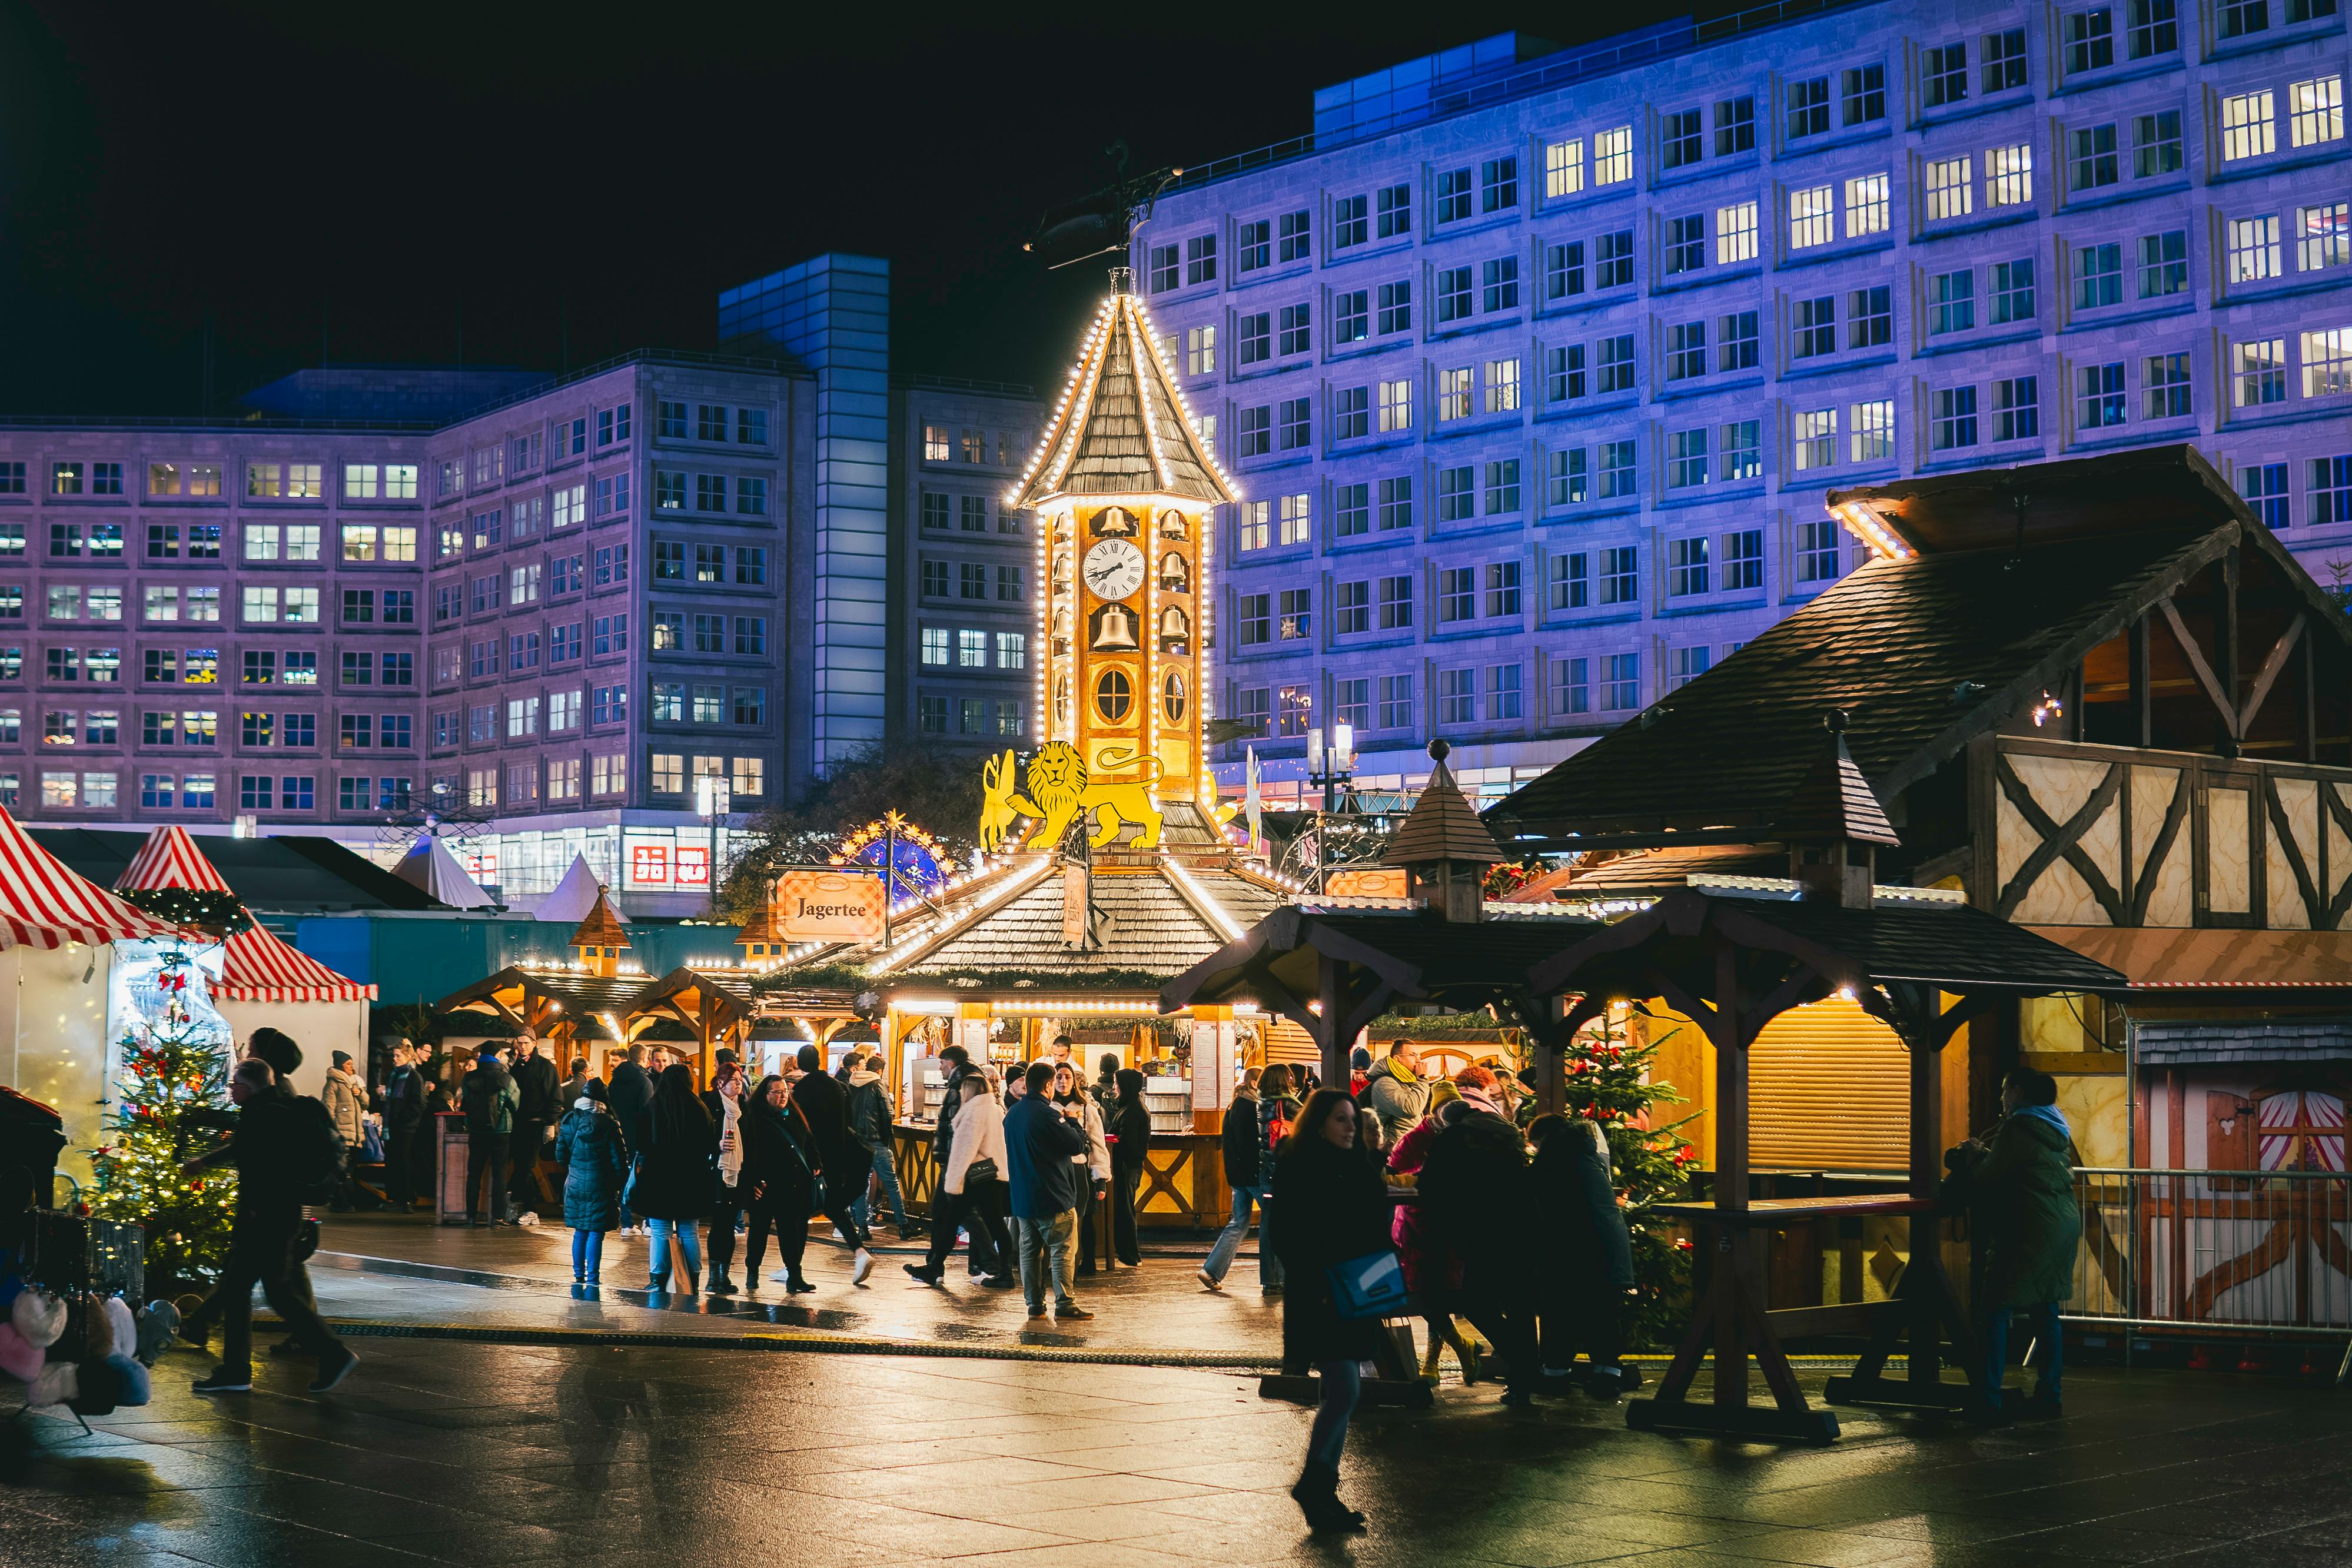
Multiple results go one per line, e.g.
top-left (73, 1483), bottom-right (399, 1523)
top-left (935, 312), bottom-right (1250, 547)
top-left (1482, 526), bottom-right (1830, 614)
top-left (1832, 500), bottom-right (1913, 562)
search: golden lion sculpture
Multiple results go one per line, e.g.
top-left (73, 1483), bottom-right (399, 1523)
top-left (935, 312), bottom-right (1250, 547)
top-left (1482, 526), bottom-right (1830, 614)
top-left (979, 742), bottom-right (1164, 852)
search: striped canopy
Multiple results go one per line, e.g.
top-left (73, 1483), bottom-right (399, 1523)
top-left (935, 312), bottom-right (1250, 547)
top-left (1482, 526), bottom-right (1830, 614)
top-left (0, 806), bottom-right (187, 950)
top-left (114, 824), bottom-right (236, 895)
top-left (214, 921), bottom-right (376, 1003)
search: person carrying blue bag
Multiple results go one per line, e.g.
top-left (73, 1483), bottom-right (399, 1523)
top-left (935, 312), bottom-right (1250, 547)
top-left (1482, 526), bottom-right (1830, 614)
top-left (1270, 1087), bottom-right (1393, 1536)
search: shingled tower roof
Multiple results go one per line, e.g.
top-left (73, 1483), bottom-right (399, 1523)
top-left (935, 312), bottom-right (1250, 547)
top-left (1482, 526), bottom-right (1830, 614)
top-left (1774, 712), bottom-right (1901, 847)
top-left (1382, 742), bottom-right (1506, 868)
top-left (1012, 290), bottom-right (1235, 511)
top-left (569, 887), bottom-right (629, 949)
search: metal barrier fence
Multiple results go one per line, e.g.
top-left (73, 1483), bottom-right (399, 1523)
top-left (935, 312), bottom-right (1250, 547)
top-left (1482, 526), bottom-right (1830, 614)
top-left (2064, 1168), bottom-right (2352, 1337)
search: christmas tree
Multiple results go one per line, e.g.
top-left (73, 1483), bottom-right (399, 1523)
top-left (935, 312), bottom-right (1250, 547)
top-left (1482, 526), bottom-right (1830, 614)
top-left (1557, 1005), bottom-right (1701, 1350)
top-left (88, 950), bottom-right (238, 1289)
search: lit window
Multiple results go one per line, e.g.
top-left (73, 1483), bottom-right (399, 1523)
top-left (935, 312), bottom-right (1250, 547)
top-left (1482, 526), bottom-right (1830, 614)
top-left (2223, 91), bottom-right (2275, 162)
top-left (1926, 158), bottom-right (1974, 221)
top-left (1789, 185), bottom-right (1835, 249)
top-left (1986, 144), bottom-right (2033, 207)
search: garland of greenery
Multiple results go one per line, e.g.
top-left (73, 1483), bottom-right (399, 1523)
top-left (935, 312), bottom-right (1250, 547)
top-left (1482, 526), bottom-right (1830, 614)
top-left (1362, 1011), bottom-right (1522, 1040)
top-left (116, 886), bottom-right (253, 935)
top-left (752, 961), bottom-right (1177, 998)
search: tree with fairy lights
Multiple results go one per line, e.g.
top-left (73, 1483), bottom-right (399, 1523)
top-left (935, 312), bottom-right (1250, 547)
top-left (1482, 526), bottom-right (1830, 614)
top-left (87, 949), bottom-right (238, 1289)
top-left (1556, 1004), bottom-right (1702, 1349)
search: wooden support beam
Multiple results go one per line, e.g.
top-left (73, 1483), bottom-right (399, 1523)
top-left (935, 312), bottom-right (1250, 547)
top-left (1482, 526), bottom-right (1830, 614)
top-left (2220, 547), bottom-right (2242, 758)
top-left (2303, 624), bottom-right (2320, 763)
top-left (2158, 597), bottom-right (2237, 740)
top-left (2130, 613), bottom-right (2152, 748)
top-left (2237, 612), bottom-right (2305, 738)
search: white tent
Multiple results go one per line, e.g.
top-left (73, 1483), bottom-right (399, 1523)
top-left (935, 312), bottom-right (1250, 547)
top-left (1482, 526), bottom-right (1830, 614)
top-left (534, 852), bottom-right (606, 925)
top-left (394, 836), bottom-right (496, 910)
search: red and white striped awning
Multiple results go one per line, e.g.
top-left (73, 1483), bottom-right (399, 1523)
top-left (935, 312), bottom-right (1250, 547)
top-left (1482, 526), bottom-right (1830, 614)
top-left (113, 825), bottom-right (235, 895)
top-left (213, 921), bottom-right (376, 1003)
top-left (0, 806), bottom-right (186, 950)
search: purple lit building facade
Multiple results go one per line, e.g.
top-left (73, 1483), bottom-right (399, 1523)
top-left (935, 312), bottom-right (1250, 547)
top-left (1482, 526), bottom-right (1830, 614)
top-left (1137, 0), bottom-right (2352, 804)
top-left (0, 256), bottom-right (1039, 913)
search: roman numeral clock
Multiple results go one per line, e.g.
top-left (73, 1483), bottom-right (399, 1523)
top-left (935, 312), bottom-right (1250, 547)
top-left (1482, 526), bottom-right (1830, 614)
top-left (1005, 283), bottom-right (1237, 842)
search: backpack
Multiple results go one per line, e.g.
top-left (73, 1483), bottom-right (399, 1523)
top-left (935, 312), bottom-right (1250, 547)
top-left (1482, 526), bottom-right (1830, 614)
top-left (284, 1095), bottom-right (347, 1205)
top-left (1265, 1097), bottom-right (1293, 1152)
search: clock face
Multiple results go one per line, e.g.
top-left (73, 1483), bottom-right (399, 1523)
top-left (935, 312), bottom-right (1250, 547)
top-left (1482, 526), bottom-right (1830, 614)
top-left (1082, 537), bottom-right (1147, 601)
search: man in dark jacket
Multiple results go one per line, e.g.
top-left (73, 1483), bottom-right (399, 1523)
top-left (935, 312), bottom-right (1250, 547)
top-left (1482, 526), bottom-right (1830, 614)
top-left (791, 1044), bottom-right (876, 1284)
top-left (1529, 1114), bottom-right (1636, 1400)
top-left (607, 1043), bottom-right (655, 1231)
top-left (1198, 1069), bottom-right (1271, 1293)
top-left (461, 1045), bottom-right (520, 1225)
top-left (843, 1049), bottom-right (913, 1239)
top-left (181, 1058), bottom-right (358, 1395)
top-left (1004, 1061), bottom-right (1092, 1321)
top-left (379, 1039), bottom-right (428, 1210)
top-left (507, 1033), bottom-right (560, 1216)
top-left (1971, 1068), bottom-right (2080, 1417)
top-left (1416, 1077), bottom-right (1542, 1404)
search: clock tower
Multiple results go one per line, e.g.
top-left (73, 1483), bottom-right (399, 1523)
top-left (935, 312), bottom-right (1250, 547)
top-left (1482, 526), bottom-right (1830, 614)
top-left (1009, 281), bottom-right (1236, 835)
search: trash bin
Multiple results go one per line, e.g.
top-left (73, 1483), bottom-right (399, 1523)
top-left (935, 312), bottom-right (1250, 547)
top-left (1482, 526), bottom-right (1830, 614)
top-left (434, 1110), bottom-right (471, 1225)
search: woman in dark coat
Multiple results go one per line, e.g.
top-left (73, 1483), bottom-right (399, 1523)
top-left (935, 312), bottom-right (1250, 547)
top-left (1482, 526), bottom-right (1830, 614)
top-left (738, 1074), bottom-right (819, 1293)
top-left (634, 1063), bottom-right (717, 1294)
top-left (554, 1079), bottom-right (627, 1283)
top-left (1271, 1088), bottom-right (1389, 1535)
top-left (1107, 1068), bottom-right (1152, 1267)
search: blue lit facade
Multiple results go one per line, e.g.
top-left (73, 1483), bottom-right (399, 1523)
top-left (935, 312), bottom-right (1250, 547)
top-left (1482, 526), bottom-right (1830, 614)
top-left (1137, 0), bottom-right (2352, 802)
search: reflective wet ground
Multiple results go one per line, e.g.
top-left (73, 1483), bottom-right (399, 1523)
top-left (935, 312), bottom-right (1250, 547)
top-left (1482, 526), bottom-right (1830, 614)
top-left (5, 1336), bottom-right (2351, 1567)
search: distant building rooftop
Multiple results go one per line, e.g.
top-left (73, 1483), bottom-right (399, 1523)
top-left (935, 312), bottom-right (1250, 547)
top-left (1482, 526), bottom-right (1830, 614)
top-left (237, 366), bottom-right (550, 424)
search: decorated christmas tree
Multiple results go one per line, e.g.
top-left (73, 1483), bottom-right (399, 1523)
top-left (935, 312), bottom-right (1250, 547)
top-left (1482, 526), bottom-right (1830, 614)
top-left (88, 950), bottom-right (238, 1288)
top-left (1557, 1005), bottom-right (1701, 1349)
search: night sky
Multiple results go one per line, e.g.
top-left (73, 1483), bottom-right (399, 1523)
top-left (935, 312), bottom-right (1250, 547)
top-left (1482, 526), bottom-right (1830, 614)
top-left (0, 1), bottom-right (1696, 417)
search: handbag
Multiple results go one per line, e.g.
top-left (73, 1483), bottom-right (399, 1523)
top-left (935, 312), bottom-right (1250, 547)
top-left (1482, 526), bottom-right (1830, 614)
top-left (962, 1157), bottom-right (999, 1187)
top-left (1325, 1248), bottom-right (1408, 1321)
top-left (359, 1121), bottom-right (384, 1165)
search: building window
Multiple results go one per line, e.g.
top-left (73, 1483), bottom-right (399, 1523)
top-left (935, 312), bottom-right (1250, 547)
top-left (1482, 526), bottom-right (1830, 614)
top-left (1666, 646), bottom-right (1712, 691)
top-left (1994, 258), bottom-right (2037, 323)
top-left (1719, 421), bottom-right (1760, 481)
top-left (1437, 168), bottom-right (1473, 225)
top-left (1986, 144), bottom-right (2033, 208)
top-left (1933, 386), bottom-right (1979, 451)
top-left (1544, 138), bottom-right (1584, 197)
top-left (1850, 400), bottom-right (1895, 463)
top-left (1485, 664), bottom-right (1522, 721)
top-left (2140, 230), bottom-right (2188, 296)
top-left (1796, 519), bottom-right (1842, 583)
top-left (1668, 321), bottom-right (1707, 383)
top-left (1715, 95), bottom-right (1755, 155)
top-left (1794, 295), bottom-right (1836, 359)
top-left (1594, 126), bottom-right (1633, 185)
top-left (1379, 477), bottom-right (1414, 532)
top-left (1720, 529), bottom-right (1763, 590)
top-left (1996, 377), bottom-right (2041, 441)
top-left (1926, 157), bottom-right (1974, 222)
top-left (1377, 182), bottom-right (1411, 238)
top-left (1665, 214), bottom-right (1705, 275)
top-left (2077, 241), bottom-right (2125, 306)
top-left (1554, 657), bottom-right (1589, 716)
top-left (1795, 408), bottom-right (1838, 471)
top-left (1841, 64), bottom-right (1884, 125)
top-left (1716, 201), bottom-right (1757, 265)
top-left (1600, 653), bottom-right (1640, 712)
top-left (2304, 329), bottom-right (2352, 398)
top-left (2145, 352), bottom-right (2194, 417)
top-left (1851, 289), bottom-right (1890, 350)
top-left (1186, 232), bottom-right (1217, 285)
top-left (1846, 174), bottom-right (1888, 237)
top-left (2312, 455), bottom-right (2352, 526)
top-left (2071, 124), bottom-right (2120, 191)
top-left (1984, 26), bottom-right (2028, 91)
top-left (1599, 440), bottom-right (1637, 499)
top-left (1438, 465), bottom-right (1474, 522)
top-left (1931, 270), bottom-right (1975, 335)
top-left (1280, 302), bottom-right (1312, 356)
top-left (2065, 8), bottom-right (2114, 72)
top-left (1334, 293), bottom-right (1367, 346)
top-left (2228, 217), bottom-right (2281, 284)
top-left (1280, 397), bottom-right (1311, 449)
top-left (2234, 338), bottom-right (2287, 407)
top-left (1789, 185), bottom-right (1834, 249)
top-left (1439, 669), bottom-right (1474, 726)
top-left (1925, 41), bottom-right (1968, 106)
top-left (2078, 361), bottom-right (2127, 428)
top-left (1595, 230), bottom-right (1634, 288)
top-left (2127, 0), bottom-right (2177, 58)
top-left (1669, 536), bottom-right (1709, 596)
top-left (2291, 76), bottom-right (2344, 148)
top-left (1788, 76), bottom-right (1831, 139)
top-left (2134, 110), bottom-right (2182, 178)
top-left (2242, 461), bottom-right (2290, 529)
top-left (2223, 91), bottom-right (2275, 162)
top-left (1481, 155), bottom-right (1518, 212)
top-left (1662, 108), bottom-right (1703, 170)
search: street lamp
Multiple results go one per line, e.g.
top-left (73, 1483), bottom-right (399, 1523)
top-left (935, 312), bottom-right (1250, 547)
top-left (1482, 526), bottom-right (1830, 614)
top-left (1306, 720), bottom-right (1355, 812)
top-left (695, 773), bottom-right (732, 914)
top-left (1305, 721), bottom-right (1355, 892)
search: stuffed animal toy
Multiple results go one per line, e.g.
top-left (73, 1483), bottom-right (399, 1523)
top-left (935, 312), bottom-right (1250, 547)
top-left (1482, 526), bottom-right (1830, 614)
top-left (103, 1353), bottom-right (151, 1407)
top-left (11, 1287), bottom-right (64, 1350)
top-left (101, 1298), bottom-right (135, 1360)
top-left (134, 1300), bottom-right (180, 1368)
top-left (0, 1320), bottom-right (40, 1383)
top-left (24, 1361), bottom-right (75, 1408)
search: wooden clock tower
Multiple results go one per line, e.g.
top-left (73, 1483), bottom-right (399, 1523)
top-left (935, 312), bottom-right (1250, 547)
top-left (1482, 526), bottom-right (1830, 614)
top-left (1009, 281), bottom-right (1236, 828)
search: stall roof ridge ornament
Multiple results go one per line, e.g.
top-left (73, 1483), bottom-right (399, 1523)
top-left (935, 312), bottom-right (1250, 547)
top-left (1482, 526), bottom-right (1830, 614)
top-left (1011, 292), bottom-right (1235, 511)
top-left (1381, 740), bottom-right (1505, 868)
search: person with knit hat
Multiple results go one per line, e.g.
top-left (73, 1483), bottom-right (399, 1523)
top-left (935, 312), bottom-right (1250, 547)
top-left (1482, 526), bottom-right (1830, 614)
top-left (1386, 1078), bottom-right (1477, 1383)
top-left (320, 1051), bottom-right (367, 1212)
top-left (1347, 1045), bottom-right (1372, 1099)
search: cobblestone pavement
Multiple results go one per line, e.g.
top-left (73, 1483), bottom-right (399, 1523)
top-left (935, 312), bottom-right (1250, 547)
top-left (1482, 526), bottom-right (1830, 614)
top-left (5, 1336), bottom-right (2351, 1567)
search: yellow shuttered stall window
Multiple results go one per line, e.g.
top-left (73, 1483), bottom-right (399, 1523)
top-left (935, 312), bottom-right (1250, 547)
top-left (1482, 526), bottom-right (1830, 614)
top-left (1260, 1017), bottom-right (1320, 1067)
top-left (1748, 996), bottom-right (1909, 1170)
